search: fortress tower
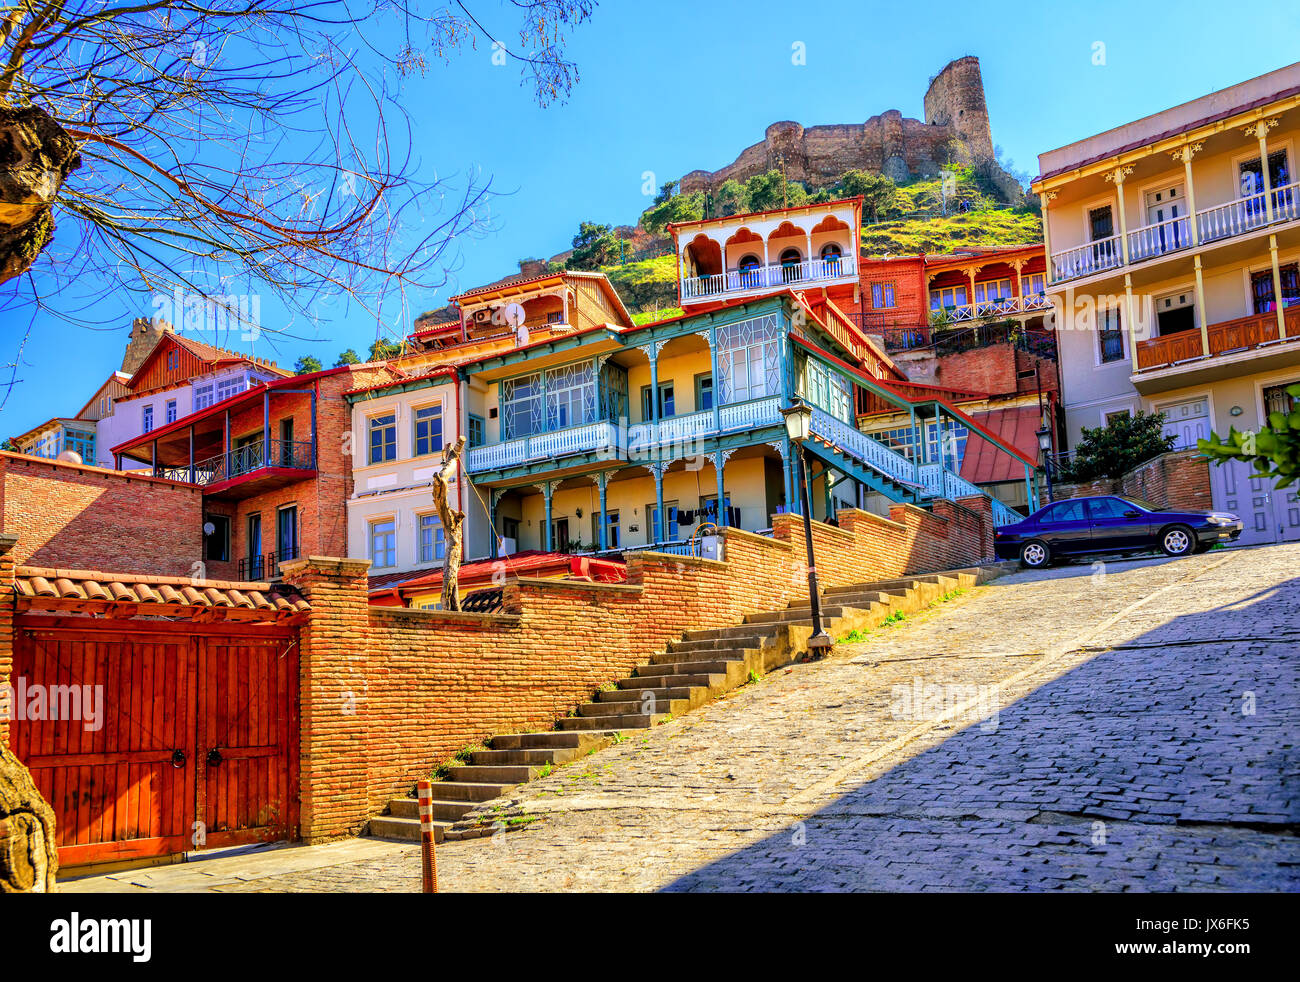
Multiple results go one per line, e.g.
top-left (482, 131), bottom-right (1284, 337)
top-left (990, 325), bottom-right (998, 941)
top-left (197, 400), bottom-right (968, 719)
top-left (923, 56), bottom-right (994, 160)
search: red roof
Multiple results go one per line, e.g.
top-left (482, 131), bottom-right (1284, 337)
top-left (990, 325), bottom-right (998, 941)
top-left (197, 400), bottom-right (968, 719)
top-left (958, 406), bottom-right (1043, 485)
top-left (368, 551), bottom-right (628, 605)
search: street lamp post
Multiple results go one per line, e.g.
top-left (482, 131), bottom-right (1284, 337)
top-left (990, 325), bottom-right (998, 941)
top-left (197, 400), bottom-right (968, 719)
top-left (1036, 423), bottom-right (1054, 505)
top-left (781, 400), bottom-right (833, 657)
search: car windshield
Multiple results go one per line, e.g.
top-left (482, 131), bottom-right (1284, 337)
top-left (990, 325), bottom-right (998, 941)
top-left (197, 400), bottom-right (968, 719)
top-left (1120, 497), bottom-right (1159, 512)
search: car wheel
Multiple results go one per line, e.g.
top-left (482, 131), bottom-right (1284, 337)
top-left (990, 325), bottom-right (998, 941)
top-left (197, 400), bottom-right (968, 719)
top-left (1160, 525), bottom-right (1196, 557)
top-left (1020, 540), bottom-right (1051, 569)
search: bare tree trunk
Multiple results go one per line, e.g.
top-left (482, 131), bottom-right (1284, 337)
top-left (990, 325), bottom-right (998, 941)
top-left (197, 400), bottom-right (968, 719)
top-left (0, 105), bottom-right (81, 285)
top-left (0, 742), bottom-right (58, 892)
top-left (432, 436), bottom-right (467, 612)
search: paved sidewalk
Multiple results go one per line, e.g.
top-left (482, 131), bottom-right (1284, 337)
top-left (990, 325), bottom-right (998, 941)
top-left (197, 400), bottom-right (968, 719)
top-left (64, 544), bottom-right (1300, 893)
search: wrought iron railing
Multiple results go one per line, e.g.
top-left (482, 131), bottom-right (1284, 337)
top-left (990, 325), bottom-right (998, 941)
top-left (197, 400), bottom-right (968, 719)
top-left (238, 547), bottom-right (300, 580)
top-left (183, 439), bottom-right (315, 487)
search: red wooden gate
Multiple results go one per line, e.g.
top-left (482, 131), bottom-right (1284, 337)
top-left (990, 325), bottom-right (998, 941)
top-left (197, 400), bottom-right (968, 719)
top-left (9, 617), bottom-right (299, 868)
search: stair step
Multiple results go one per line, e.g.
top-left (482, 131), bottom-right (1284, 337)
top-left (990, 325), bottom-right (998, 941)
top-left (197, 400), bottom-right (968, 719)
top-left (596, 685), bottom-right (695, 703)
top-left (742, 605), bottom-right (857, 625)
top-left (389, 797), bottom-right (477, 822)
top-left (414, 781), bottom-right (513, 802)
top-left (635, 658), bottom-right (743, 677)
top-left (619, 672), bottom-right (726, 689)
top-left (491, 732), bottom-right (601, 751)
top-left (648, 647), bottom-right (758, 665)
top-left (369, 815), bottom-right (448, 843)
top-left (668, 636), bottom-right (764, 652)
top-left (577, 697), bottom-right (689, 718)
top-left (557, 714), bottom-right (664, 731)
top-left (468, 747), bottom-right (583, 766)
top-left (446, 764), bottom-right (539, 783)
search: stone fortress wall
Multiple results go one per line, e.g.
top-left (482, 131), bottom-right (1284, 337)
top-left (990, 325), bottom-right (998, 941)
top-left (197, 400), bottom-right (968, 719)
top-left (679, 57), bottom-right (996, 193)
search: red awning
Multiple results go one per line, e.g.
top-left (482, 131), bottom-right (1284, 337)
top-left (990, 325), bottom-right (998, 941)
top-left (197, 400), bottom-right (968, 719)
top-left (959, 406), bottom-right (1044, 485)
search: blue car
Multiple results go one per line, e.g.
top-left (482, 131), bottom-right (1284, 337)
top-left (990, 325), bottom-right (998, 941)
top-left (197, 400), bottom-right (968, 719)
top-left (994, 495), bottom-right (1243, 569)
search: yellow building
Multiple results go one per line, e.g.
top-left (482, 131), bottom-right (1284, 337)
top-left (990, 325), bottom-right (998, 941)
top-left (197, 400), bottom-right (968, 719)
top-left (1034, 60), bottom-right (1300, 544)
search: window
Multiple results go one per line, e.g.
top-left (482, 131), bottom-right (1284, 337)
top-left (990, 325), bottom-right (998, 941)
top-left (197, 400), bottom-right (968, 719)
top-left (142, 405), bottom-right (154, 434)
top-left (871, 282), bottom-right (896, 309)
top-left (193, 382), bottom-right (215, 411)
top-left (1098, 306), bottom-right (1125, 363)
top-left (930, 285), bottom-right (968, 311)
top-left (698, 493), bottom-right (734, 528)
top-left (418, 514), bottom-right (445, 563)
top-left (166, 349), bottom-right (179, 371)
top-left (1022, 273), bottom-right (1047, 296)
top-left (549, 517), bottom-right (571, 551)
top-left (1239, 149), bottom-right (1289, 201)
top-left (1263, 380), bottom-right (1299, 416)
top-left (1039, 499), bottom-right (1088, 523)
top-left (1104, 409), bottom-right (1132, 426)
top-left (368, 413), bottom-right (396, 464)
top-left (1154, 291), bottom-right (1196, 336)
top-left (819, 243), bottom-right (843, 273)
top-left (64, 428), bottom-right (95, 461)
top-left (640, 383), bottom-right (675, 420)
top-left (468, 414), bottom-right (486, 448)
top-left (204, 514), bottom-right (230, 562)
top-left (165, 400), bottom-right (178, 424)
top-left (547, 311), bottom-right (564, 324)
top-left (413, 404), bottom-right (443, 457)
top-left (501, 372), bottom-right (543, 439)
top-left (1088, 205), bottom-right (1114, 241)
top-left (1087, 497), bottom-right (1133, 521)
top-left (646, 501), bottom-right (679, 543)
top-left (1251, 264), bottom-right (1300, 314)
top-left (214, 374), bottom-right (245, 404)
top-left (779, 248), bottom-right (803, 283)
top-left (501, 517), bottom-right (520, 541)
top-left (276, 506), bottom-right (298, 565)
top-left (716, 313), bottom-right (780, 404)
top-left (545, 361), bottom-right (596, 430)
top-left (245, 514), bottom-right (262, 576)
top-left (591, 510), bottom-right (620, 549)
top-left (694, 373), bottom-right (714, 412)
top-left (369, 518), bottom-right (396, 568)
top-left (803, 359), bottom-right (853, 423)
top-left (974, 278), bottom-right (1012, 302)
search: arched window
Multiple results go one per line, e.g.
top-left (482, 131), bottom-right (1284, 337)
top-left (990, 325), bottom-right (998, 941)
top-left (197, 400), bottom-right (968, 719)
top-left (780, 248), bottom-right (803, 284)
top-left (819, 243), bottom-right (843, 275)
top-left (737, 253), bottom-right (762, 288)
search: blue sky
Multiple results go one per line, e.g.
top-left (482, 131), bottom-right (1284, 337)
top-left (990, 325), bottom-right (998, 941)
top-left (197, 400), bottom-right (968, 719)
top-left (6, 0), bottom-right (1300, 437)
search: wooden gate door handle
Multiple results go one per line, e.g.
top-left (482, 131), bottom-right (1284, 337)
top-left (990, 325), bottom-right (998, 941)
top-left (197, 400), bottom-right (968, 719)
top-left (171, 749), bottom-right (187, 768)
top-left (206, 748), bottom-right (224, 768)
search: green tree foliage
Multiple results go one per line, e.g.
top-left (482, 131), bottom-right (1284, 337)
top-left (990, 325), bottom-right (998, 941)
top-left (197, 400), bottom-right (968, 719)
top-left (334, 348), bottom-right (361, 367)
top-left (712, 179), bottom-right (749, 217)
top-left (640, 186), bottom-right (705, 234)
top-left (835, 169), bottom-right (898, 222)
top-left (1058, 410), bottom-right (1176, 482)
top-left (744, 170), bottom-right (807, 212)
top-left (567, 221), bottom-right (625, 270)
top-left (294, 355), bottom-right (323, 374)
top-left (1197, 383), bottom-right (1300, 487)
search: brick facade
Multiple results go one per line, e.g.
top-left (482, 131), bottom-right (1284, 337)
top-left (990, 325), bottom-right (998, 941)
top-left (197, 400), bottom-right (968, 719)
top-left (283, 495), bottom-right (996, 840)
top-left (1053, 450), bottom-right (1212, 512)
top-left (0, 452), bottom-right (202, 576)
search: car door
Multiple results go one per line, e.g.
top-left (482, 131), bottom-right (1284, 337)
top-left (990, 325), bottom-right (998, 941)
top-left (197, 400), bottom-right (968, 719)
top-left (1086, 496), bottom-right (1151, 551)
top-left (1033, 499), bottom-right (1093, 554)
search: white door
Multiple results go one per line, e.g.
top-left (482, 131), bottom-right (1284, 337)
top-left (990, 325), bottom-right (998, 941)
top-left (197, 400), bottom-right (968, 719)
top-left (1210, 459), bottom-right (1300, 545)
top-left (1157, 397), bottom-right (1209, 450)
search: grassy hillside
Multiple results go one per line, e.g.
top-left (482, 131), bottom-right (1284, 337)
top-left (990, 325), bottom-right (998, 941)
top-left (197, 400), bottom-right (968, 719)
top-left (596, 172), bottom-right (1042, 320)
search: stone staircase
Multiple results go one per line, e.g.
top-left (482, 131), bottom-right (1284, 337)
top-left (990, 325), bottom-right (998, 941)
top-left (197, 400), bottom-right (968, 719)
top-left (367, 563), bottom-right (1008, 843)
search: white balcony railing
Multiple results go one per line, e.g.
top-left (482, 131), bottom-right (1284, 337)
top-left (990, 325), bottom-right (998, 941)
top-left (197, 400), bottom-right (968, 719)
top-left (681, 257), bottom-right (857, 301)
top-left (932, 294), bottom-right (1053, 323)
top-left (810, 408), bottom-right (917, 487)
top-left (1127, 215), bottom-right (1191, 262)
top-left (1196, 190), bottom-right (1271, 244)
top-left (465, 420), bottom-right (622, 473)
top-left (1049, 234), bottom-right (1122, 281)
top-left (719, 396), bottom-right (783, 431)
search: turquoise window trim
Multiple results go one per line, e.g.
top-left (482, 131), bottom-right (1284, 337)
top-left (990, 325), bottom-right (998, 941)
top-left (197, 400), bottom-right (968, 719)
top-left (693, 372), bottom-right (714, 412)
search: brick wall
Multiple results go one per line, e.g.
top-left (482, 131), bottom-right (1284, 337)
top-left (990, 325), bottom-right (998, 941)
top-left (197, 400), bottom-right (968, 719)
top-left (0, 452), bottom-right (202, 576)
top-left (0, 534), bottom-right (14, 748)
top-left (283, 494), bottom-right (996, 840)
top-left (1054, 450), bottom-right (1211, 511)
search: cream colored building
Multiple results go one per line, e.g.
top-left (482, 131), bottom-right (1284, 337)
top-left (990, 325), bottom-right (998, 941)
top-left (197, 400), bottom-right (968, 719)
top-left (1033, 61), bottom-right (1300, 544)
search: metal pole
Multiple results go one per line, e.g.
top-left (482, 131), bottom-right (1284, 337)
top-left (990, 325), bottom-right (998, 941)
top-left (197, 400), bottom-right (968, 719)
top-left (796, 444), bottom-right (831, 656)
top-left (416, 780), bottom-right (438, 894)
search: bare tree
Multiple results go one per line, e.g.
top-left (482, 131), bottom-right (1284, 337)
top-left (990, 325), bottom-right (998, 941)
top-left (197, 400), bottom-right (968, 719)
top-left (0, 0), bottom-right (595, 343)
top-left (431, 434), bottom-right (466, 611)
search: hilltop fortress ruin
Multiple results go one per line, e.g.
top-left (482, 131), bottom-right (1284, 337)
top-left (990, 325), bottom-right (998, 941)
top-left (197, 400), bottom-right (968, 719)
top-left (679, 56), bottom-right (996, 193)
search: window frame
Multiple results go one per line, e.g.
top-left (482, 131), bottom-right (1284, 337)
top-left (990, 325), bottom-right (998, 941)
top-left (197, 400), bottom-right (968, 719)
top-left (412, 402), bottom-right (444, 458)
top-left (367, 411), bottom-right (397, 464)
top-left (368, 516), bottom-right (397, 569)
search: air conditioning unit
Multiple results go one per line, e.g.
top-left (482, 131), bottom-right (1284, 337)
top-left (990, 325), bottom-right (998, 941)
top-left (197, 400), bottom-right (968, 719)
top-left (700, 534), bottom-right (723, 562)
top-left (472, 308), bottom-right (491, 323)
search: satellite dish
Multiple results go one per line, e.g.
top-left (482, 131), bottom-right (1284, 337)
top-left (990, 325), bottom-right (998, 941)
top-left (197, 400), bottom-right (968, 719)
top-left (501, 302), bottom-right (526, 329)
top-left (203, 521), bottom-right (217, 537)
top-left (57, 449), bottom-right (83, 465)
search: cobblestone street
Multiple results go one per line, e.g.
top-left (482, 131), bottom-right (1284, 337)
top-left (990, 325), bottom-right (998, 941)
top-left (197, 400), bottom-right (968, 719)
top-left (66, 543), bottom-right (1300, 893)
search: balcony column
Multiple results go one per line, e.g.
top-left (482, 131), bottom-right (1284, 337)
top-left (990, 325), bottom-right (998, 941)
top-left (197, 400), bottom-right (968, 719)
top-left (707, 328), bottom-right (722, 434)
top-left (909, 405), bottom-right (921, 486)
top-left (1173, 144), bottom-right (1202, 247)
top-left (762, 239), bottom-right (770, 286)
top-left (769, 440), bottom-right (793, 519)
top-left (1247, 119), bottom-right (1279, 223)
top-left (1124, 273), bottom-right (1139, 365)
top-left (540, 480), bottom-right (556, 552)
top-left (714, 448), bottom-right (734, 527)
top-left (1105, 165), bottom-right (1134, 265)
top-left (967, 267), bottom-right (978, 314)
top-left (805, 230), bottom-right (813, 275)
top-left (1194, 255), bottom-right (1210, 356)
top-left (1041, 190), bottom-right (1058, 283)
top-left (649, 461), bottom-right (667, 543)
top-left (488, 488), bottom-right (504, 560)
top-left (1270, 234), bottom-right (1288, 339)
top-left (596, 471), bottom-right (611, 550)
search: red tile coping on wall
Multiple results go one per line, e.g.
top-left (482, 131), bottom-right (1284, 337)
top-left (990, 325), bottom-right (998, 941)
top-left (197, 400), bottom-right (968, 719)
top-left (12, 565), bottom-right (310, 616)
top-left (367, 551), bottom-right (628, 606)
